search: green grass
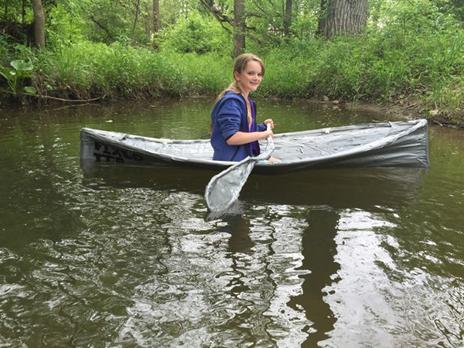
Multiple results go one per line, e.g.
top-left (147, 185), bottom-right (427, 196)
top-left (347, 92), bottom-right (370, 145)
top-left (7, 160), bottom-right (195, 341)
top-left (1, 25), bottom-right (463, 125)
top-left (35, 42), bottom-right (232, 99)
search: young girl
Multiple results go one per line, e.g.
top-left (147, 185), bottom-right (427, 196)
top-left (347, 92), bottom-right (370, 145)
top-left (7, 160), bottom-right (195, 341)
top-left (210, 53), bottom-right (274, 161)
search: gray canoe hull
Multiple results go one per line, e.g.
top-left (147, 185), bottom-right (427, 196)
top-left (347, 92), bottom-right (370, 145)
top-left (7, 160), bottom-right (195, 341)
top-left (80, 119), bottom-right (429, 174)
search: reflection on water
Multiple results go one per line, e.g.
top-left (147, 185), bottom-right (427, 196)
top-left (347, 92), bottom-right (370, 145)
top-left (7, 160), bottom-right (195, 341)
top-left (81, 164), bottom-right (426, 210)
top-left (0, 100), bottom-right (463, 347)
top-left (288, 208), bottom-right (340, 346)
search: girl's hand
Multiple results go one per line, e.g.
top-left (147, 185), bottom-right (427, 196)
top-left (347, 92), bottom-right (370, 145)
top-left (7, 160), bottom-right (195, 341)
top-left (263, 128), bottom-right (274, 139)
top-left (263, 119), bottom-right (275, 129)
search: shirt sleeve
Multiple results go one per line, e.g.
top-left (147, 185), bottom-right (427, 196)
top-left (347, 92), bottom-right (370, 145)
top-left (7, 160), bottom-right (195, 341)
top-left (216, 99), bottom-right (243, 140)
top-left (256, 123), bottom-right (266, 132)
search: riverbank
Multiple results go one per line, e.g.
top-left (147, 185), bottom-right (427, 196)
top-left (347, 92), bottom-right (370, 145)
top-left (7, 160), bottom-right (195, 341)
top-left (1, 36), bottom-right (463, 128)
top-left (346, 97), bottom-right (464, 128)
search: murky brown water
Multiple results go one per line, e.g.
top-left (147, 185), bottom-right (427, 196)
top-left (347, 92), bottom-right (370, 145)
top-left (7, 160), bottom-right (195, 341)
top-left (0, 99), bottom-right (463, 347)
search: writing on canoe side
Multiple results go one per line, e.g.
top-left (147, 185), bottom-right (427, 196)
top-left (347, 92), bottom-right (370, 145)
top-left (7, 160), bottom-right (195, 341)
top-left (93, 141), bottom-right (144, 162)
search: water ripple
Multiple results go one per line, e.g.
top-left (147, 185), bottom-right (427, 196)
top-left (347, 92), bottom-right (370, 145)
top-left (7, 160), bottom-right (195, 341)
top-left (0, 106), bottom-right (463, 347)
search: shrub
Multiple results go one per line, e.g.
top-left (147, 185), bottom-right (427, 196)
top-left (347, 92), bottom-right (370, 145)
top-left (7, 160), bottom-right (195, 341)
top-left (158, 11), bottom-right (230, 54)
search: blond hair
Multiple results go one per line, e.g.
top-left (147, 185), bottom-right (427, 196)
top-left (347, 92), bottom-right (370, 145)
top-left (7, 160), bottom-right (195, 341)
top-left (216, 53), bottom-right (265, 100)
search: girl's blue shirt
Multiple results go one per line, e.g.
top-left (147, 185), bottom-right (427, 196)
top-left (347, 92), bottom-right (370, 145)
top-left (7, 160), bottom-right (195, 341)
top-left (210, 91), bottom-right (266, 161)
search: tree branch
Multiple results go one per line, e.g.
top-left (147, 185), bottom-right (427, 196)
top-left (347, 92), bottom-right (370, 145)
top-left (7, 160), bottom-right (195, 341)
top-left (89, 15), bottom-right (114, 41)
top-left (199, 0), bottom-right (233, 33)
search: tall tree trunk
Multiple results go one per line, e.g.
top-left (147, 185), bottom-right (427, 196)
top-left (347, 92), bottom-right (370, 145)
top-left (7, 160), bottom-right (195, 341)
top-left (31, 0), bottom-right (45, 48)
top-left (283, 0), bottom-right (293, 37)
top-left (152, 0), bottom-right (160, 33)
top-left (317, 0), bottom-right (368, 39)
top-left (132, 0), bottom-right (141, 35)
top-left (22, 0), bottom-right (26, 23)
top-left (233, 0), bottom-right (245, 57)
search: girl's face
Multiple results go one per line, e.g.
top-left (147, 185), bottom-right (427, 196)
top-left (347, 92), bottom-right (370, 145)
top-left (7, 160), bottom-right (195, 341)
top-left (234, 60), bottom-right (263, 96)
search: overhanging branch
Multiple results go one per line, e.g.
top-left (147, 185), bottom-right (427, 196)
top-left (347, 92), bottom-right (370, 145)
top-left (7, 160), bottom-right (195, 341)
top-left (199, 0), bottom-right (232, 33)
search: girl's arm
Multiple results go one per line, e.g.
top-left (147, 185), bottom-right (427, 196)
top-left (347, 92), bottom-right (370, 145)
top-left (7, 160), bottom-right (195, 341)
top-left (226, 129), bottom-right (273, 145)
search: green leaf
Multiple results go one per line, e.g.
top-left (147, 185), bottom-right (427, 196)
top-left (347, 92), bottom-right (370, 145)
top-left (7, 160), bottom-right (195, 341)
top-left (0, 69), bottom-right (9, 81)
top-left (23, 86), bottom-right (37, 95)
top-left (11, 60), bottom-right (34, 72)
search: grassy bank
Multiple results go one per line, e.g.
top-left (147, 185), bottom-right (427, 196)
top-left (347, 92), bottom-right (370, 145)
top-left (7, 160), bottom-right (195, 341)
top-left (1, 31), bottom-right (464, 126)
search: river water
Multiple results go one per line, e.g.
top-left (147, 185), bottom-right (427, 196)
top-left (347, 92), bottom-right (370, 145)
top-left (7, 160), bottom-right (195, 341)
top-left (0, 99), bottom-right (463, 347)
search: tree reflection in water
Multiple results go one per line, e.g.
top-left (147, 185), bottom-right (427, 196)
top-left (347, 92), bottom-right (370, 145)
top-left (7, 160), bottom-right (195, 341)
top-left (288, 208), bottom-right (341, 346)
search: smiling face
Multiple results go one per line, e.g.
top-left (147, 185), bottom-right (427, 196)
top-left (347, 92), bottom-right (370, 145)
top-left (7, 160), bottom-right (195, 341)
top-left (234, 60), bottom-right (264, 96)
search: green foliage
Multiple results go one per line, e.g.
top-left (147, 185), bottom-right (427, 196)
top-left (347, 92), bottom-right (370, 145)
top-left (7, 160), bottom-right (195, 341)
top-left (46, 3), bottom-right (87, 47)
top-left (1, 0), bottom-right (464, 124)
top-left (255, 3), bottom-right (464, 116)
top-left (256, 42), bottom-right (318, 98)
top-left (159, 52), bottom-right (230, 94)
top-left (0, 59), bottom-right (36, 95)
top-left (364, 0), bottom-right (464, 112)
top-left (0, 36), bottom-right (9, 65)
top-left (0, 31), bottom-right (37, 91)
top-left (158, 11), bottom-right (230, 54)
top-left (291, 12), bottom-right (318, 41)
top-left (35, 41), bottom-right (230, 98)
top-left (160, 0), bottom-right (198, 25)
top-left (0, 0), bottom-right (33, 22)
